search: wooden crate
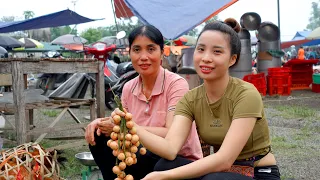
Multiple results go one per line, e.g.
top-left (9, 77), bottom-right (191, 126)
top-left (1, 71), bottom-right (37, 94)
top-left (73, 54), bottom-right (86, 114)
top-left (0, 74), bottom-right (12, 86)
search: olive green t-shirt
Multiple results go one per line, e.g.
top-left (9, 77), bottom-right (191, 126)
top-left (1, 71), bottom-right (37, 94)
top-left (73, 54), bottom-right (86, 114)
top-left (175, 77), bottom-right (271, 160)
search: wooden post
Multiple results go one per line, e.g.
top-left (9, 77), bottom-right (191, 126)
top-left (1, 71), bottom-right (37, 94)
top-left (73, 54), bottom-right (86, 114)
top-left (12, 61), bottom-right (27, 144)
top-left (96, 61), bottom-right (105, 118)
top-left (90, 100), bottom-right (96, 121)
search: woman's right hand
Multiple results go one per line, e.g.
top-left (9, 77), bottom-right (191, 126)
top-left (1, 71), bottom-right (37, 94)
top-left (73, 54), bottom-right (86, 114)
top-left (85, 117), bottom-right (114, 146)
top-left (111, 108), bottom-right (126, 118)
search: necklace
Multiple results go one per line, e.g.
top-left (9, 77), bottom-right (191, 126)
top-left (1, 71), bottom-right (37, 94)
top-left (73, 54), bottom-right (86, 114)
top-left (141, 82), bottom-right (152, 114)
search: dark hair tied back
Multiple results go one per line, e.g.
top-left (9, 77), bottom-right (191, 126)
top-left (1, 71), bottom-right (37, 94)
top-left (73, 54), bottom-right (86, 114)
top-left (224, 18), bottom-right (241, 33)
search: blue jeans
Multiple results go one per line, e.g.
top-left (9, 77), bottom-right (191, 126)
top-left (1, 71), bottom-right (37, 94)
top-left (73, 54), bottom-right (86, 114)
top-left (154, 157), bottom-right (280, 180)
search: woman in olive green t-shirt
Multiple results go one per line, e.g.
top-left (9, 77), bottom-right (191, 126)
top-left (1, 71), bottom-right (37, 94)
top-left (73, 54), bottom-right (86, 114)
top-left (113, 20), bottom-right (280, 180)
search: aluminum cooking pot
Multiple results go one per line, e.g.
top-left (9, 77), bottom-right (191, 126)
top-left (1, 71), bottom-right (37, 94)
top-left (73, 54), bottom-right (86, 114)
top-left (258, 22), bottom-right (280, 42)
top-left (240, 12), bottom-right (261, 31)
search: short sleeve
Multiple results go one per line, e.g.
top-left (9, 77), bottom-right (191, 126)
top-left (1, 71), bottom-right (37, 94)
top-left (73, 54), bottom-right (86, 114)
top-left (232, 87), bottom-right (263, 120)
top-left (174, 93), bottom-right (195, 121)
top-left (121, 83), bottom-right (129, 111)
top-left (166, 77), bottom-right (189, 112)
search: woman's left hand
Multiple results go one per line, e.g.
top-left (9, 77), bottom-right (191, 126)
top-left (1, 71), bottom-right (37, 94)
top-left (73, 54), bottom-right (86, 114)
top-left (141, 171), bottom-right (169, 180)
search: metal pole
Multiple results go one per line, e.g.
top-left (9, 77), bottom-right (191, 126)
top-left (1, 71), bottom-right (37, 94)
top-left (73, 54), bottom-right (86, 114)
top-left (277, 0), bottom-right (281, 41)
top-left (111, 0), bottom-right (119, 34)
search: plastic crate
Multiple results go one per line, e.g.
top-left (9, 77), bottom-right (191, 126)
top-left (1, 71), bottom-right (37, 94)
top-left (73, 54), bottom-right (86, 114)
top-left (267, 75), bottom-right (291, 96)
top-left (312, 83), bottom-right (320, 93)
top-left (268, 67), bottom-right (291, 76)
top-left (283, 59), bottom-right (319, 90)
top-left (290, 70), bottom-right (313, 90)
top-left (243, 73), bottom-right (267, 96)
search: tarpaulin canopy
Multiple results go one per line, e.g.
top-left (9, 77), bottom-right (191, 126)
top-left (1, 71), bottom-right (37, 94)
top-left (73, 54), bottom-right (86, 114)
top-left (292, 31), bottom-right (311, 40)
top-left (0, 9), bottom-right (103, 33)
top-left (281, 30), bottom-right (320, 49)
top-left (114, 0), bottom-right (238, 39)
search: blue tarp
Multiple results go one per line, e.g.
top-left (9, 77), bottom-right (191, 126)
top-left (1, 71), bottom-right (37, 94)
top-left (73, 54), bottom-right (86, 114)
top-left (292, 31), bottom-right (311, 40)
top-left (0, 9), bottom-right (102, 33)
top-left (123, 0), bottom-right (238, 39)
top-left (281, 30), bottom-right (320, 48)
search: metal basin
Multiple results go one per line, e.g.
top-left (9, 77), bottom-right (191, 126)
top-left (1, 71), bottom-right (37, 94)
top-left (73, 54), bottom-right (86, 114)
top-left (75, 152), bottom-right (97, 166)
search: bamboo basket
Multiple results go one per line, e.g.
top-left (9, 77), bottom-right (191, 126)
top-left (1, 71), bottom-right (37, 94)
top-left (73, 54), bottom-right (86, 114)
top-left (0, 142), bottom-right (63, 180)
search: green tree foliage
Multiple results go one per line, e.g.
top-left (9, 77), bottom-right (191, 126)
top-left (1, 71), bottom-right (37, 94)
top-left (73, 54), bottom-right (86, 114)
top-left (79, 20), bottom-right (143, 44)
top-left (0, 16), bottom-right (15, 22)
top-left (23, 11), bottom-right (35, 20)
top-left (307, 1), bottom-right (320, 30)
top-left (80, 28), bottom-right (102, 44)
top-left (50, 26), bottom-right (77, 40)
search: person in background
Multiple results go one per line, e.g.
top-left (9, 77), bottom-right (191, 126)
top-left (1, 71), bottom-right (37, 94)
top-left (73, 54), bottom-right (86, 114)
top-left (297, 46), bottom-right (305, 60)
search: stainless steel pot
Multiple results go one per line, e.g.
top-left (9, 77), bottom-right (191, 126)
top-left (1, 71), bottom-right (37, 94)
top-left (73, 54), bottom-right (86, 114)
top-left (238, 28), bottom-right (251, 39)
top-left (240, 12), bottom-right (261, 31)
top-left (258, 22), bottom-right (280, 42)
top-left (177, 47), bottom-right (197, 74)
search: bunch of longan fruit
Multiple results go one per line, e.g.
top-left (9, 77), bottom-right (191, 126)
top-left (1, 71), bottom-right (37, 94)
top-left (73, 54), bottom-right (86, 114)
top-left (107, 111), bottom-right (147, 180)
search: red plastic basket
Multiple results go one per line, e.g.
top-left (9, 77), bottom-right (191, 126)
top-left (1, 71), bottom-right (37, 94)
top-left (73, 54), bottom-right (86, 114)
top-left (243, 73), bottom-right (267, 96)
top-left (267, 75), bottom-right (291, 96)
top-left (268, 67), bottom-right (291, 76)
top-left (312, 83), bottom-right (320, 93)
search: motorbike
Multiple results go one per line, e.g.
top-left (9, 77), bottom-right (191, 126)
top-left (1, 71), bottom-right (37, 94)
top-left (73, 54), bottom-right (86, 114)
top-left (82, 31), bottom-right (138, 110)
top-left (35, 51), bottom-right (72, 95)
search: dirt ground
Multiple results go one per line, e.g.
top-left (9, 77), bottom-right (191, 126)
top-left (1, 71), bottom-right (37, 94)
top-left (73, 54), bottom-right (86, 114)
top-left (1, 89), bottom-right (320, 180)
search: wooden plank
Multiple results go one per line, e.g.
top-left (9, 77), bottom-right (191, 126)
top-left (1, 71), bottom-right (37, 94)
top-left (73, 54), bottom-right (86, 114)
top-left (25, 109), bottom-right (31, 142)
top-left (67, 108), bottom-right (86, 131)
top-left (12, 61), bottom-right (27, 144)
top-left (67, 108), bottom-right (82, 123)
top-left (0, 74), bottom-right (12, 86)
top-left (35, 107), bottom-right (68, 143)
top-left (44, 135), bottom-right (85, 140)
top-left (0, 100), bottom-right (92, 111)
top-left (90, 101), bottom-right (96, 121)
top-left (46, 140), bottom-right (87, 151)
top-left (27, 122), bottom-right (89, 135)
top-left (0, 113), bottom-right (15, 129)
top-left (96, 61), bottom-right (105, 118)
top-left (22, 61), bottom-right (100, 74)
top-left (0, 61), bottom-right (12, 73)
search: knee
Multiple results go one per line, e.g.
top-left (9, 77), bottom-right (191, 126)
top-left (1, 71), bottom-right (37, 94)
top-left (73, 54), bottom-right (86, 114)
top-left (154, 158), bottom-right (173, 171)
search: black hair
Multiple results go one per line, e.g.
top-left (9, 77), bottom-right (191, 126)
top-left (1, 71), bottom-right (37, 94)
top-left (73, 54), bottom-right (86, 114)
top-left (197, 20), bottom-right (241, 66)
top-left (128, 25), bottom-right (164, 50)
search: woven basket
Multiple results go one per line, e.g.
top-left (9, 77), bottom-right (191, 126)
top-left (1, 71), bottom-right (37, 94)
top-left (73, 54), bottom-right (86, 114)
top-left (0, 142), bottom-right (63, 180)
